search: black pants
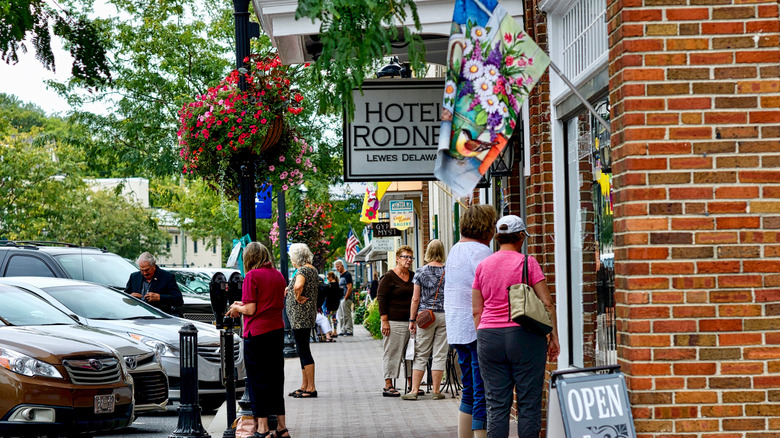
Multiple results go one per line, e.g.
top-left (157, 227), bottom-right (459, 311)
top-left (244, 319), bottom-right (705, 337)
top-left (293, 328), bottom-right (315, 368)
top-left (244, 328), bottom-right (285, 417)
top-left (477, 326), bottom-right (547, 438)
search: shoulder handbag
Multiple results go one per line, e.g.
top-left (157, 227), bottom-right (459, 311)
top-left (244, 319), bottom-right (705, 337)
top-left (416, 270), bottom-right (444, 329)
top-left (507, 255), bottom-right (553, 335)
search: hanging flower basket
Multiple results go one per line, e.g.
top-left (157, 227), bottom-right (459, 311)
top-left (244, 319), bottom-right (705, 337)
top-left (177, 54), bottom-right (311, 198)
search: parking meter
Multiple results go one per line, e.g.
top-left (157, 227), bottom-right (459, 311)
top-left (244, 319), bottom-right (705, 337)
top-left (227, 272), bottom-right (243, 308)
top-left (209, 272), bottom-right (229, 329)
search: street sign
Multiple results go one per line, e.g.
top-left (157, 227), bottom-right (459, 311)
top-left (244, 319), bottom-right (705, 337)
top-left (373, 238), bottom-right (394, 252)
top-left (344, 79), bottom-right (444, 182)
top-left (373, 222), bottom-right (402, 237)
top-left (548, 366), bottom-right (636, 438)
top-left (389, 200), bottom-right (414, 230)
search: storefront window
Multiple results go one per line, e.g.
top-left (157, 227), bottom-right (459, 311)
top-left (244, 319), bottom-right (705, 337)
top-left (563, 96), bottom-right (615, 367)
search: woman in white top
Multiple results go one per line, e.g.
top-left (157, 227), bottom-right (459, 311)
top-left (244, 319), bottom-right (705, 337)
top-left (444, 204), bottom-right (497, 438)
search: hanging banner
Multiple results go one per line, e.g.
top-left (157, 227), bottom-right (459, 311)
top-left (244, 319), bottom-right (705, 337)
top-left (389, 200), bottom-right (414, 230)
top-left (434, 0), bottom-right (551, 197)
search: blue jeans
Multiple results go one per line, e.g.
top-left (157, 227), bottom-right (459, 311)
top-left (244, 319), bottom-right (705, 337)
top-left (454, 341), bottom-right (487, 430)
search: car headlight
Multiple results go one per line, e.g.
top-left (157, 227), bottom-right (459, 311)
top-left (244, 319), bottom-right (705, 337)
top-left (0, 347), bottom-right (63, 379)
top-left (128, 333), bottom-right (177, 357)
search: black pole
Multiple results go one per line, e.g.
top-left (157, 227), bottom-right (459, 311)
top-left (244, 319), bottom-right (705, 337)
top-left (278, 191), bottom-right (298, 358)
top-left (170, 325), bottom-right (209, 438)
top-left (235, 0), bottom-right (256, 242)
top-left (221, 322), bottom-right (237, 438)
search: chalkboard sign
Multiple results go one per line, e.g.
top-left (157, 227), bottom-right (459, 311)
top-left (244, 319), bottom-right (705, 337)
top-left (373, 222), bottom-right (402, 237)
top-left (547, 366), bottom-right (636, 438)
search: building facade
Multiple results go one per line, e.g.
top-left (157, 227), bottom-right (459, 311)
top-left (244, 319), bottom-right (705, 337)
top-left (257, 0), bottom-right (780, 435)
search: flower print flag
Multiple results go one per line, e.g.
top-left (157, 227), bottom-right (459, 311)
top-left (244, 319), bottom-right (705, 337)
top-left (434, 0), bottom-right (550, 197)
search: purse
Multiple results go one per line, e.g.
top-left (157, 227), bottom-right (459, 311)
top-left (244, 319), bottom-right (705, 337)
top-left (416, 270), bottom-right (444, 329)
top-left (508, 255), bottom-right (552, 335)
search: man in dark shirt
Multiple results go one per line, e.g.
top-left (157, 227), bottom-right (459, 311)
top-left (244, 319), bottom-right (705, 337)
top-left (125, 252), bottom-right (183, 316)
top-left (335, 260), bottom-right (354, 336)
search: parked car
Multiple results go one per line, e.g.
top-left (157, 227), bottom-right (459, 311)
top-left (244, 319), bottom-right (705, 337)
top-left (0, 283), bottom-right (169, 417)
top-left (0, 285), bottom-right (136, 437)
top-left (376, 63), bottom-right (402, 78)
top-left (166, 268), bottom-right (213, 294)
top-left (0, 277), bottom-right (246, 412)
top-left (0, 241), bottom-right (216, 324)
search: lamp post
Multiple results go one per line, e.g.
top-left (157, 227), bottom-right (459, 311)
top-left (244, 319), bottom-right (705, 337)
top-left (234, 0), bottom-right (260, 242)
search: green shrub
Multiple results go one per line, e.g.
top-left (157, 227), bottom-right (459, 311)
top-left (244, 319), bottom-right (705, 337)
top-left (353, 303), bottom-right (367, 325)
top-left (363, 300), bottom-right (382, 339)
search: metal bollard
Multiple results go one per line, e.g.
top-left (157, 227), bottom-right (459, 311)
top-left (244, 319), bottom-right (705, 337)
top-left (221, 320), bottom-right (237, 438)
top-left (170, 324), bottom-right (210, 438)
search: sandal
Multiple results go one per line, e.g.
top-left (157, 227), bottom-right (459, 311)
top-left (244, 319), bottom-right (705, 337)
top-left (417, 389), bottom-right (425, 396)
top-left (288, 389), bottom-right (303, 397)
top-left (324, 338), bottom-right (336, 342)
top-left (275, 428), bottom-right (291, 438)
top-left (382, 386), bottom-right (401, 397)
top-left (294, 390), bottom-right (318, 398)
top-left (251, 432), bottom-right (273, 438)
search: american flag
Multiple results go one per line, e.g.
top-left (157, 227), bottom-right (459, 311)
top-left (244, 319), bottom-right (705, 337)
top-left (345, 228), bottom-right (361, 264)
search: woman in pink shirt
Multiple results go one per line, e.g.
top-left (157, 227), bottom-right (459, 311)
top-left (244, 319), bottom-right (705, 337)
top-left (472, 216), bottom-right (559, 438)
top-left (226, 242), bottom-right (290, 438)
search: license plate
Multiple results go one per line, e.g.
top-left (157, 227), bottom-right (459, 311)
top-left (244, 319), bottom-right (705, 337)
top-left (94, 395), bottom-right (115, 414)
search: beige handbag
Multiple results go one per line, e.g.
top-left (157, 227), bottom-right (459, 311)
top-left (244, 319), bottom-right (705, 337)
top-left (507, 255), bottom-right (552, 335)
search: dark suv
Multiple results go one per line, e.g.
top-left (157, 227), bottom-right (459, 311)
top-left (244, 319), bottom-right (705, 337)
top-left (0, 241), bottom-right (138, 288)
top-left (0, 241), bottom-right (214, 323)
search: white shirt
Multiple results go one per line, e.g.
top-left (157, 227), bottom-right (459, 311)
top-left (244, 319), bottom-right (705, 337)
top-left (444, 241), bottom-right (493, 344)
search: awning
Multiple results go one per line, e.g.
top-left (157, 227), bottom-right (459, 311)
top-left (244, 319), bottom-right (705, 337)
top-left (354, 243), bottom-right (389, 263)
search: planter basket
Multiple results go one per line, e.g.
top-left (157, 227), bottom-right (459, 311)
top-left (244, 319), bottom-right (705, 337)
top-left (259, 116), bottom-right (284, 153)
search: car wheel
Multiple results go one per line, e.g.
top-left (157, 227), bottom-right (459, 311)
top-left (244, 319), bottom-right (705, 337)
top-left (200, 395), bottom-right (226, 413)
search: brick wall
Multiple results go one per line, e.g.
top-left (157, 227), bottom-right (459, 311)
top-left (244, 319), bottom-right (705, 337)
top-left (607, 0), bottom-right (780, 434)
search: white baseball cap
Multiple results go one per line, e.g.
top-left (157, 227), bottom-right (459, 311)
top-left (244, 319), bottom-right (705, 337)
top-left (496, 215), bottom-right (530, 236)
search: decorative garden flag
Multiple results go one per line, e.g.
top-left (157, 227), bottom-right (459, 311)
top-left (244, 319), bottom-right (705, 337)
top-left (359, 181), bottom-right (391, 223)
top-left (434, 0), bottom-right (550, 197)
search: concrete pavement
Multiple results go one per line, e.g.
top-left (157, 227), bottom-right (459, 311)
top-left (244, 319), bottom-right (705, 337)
top-left (208, 325), bottom-right (465, 437)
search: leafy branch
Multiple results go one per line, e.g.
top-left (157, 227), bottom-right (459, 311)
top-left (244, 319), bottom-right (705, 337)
top-left (295, 0), bottom-right (426, 119)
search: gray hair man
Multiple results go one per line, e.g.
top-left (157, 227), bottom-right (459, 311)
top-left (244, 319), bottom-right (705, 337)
top-left (334, 260), bottom-right (354, 336)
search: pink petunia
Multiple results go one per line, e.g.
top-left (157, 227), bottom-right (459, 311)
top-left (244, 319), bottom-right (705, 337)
top-left (279, 156), bottom-right (285, 162)
top-left (269, 165), bottom-right (275, 171)
top-left (505, 55), bottom-right (514, 65)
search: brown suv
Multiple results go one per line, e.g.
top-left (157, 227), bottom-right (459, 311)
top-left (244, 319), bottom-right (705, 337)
top-left (0, 284), bottom-right (136, 436)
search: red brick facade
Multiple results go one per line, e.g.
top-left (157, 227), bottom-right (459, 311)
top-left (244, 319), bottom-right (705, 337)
top-left (607, 0), bottom-right (780, 435)
top-left (506, 0), bottom-right (780, 434)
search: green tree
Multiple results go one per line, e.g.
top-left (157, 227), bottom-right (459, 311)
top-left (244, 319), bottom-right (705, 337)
top-left (49, 0), bottom-right (236, 177)
top-left (295, 0), bottom-right (426, 118)
top-left (1, 0), bottom-right (112, 88)
top-left (0, 127), bottom-right (169, 258)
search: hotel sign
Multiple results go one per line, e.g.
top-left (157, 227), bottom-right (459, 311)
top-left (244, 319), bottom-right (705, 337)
top-left (344, 79), bottom-right (443, 181)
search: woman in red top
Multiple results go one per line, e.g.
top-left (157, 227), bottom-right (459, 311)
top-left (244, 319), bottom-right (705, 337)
top-left (226, 242), bottom-right (290, 438)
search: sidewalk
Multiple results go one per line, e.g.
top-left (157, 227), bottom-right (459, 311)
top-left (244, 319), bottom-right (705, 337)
top-left (208, 325), bottom-right (462, 437)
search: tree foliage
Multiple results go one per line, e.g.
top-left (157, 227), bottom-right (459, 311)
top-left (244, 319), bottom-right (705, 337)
top-left (1, 0), bottom-right (112, 89)
top-left (49, 0), bottom-right (236, 177)
top-left (295, 0), bottom-right (427, 119)
top-left (0, 124), bottom-right (169, 259)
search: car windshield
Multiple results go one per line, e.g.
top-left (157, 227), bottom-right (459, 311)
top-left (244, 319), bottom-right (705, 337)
top-left (0, 287), bottom-right (78, 326)
top-left (42, 284), bottom-right (168, 320)
top-left (54, 252), bottom-right (138, 289)
top-left (170, 270), bottom-right (211, 295)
